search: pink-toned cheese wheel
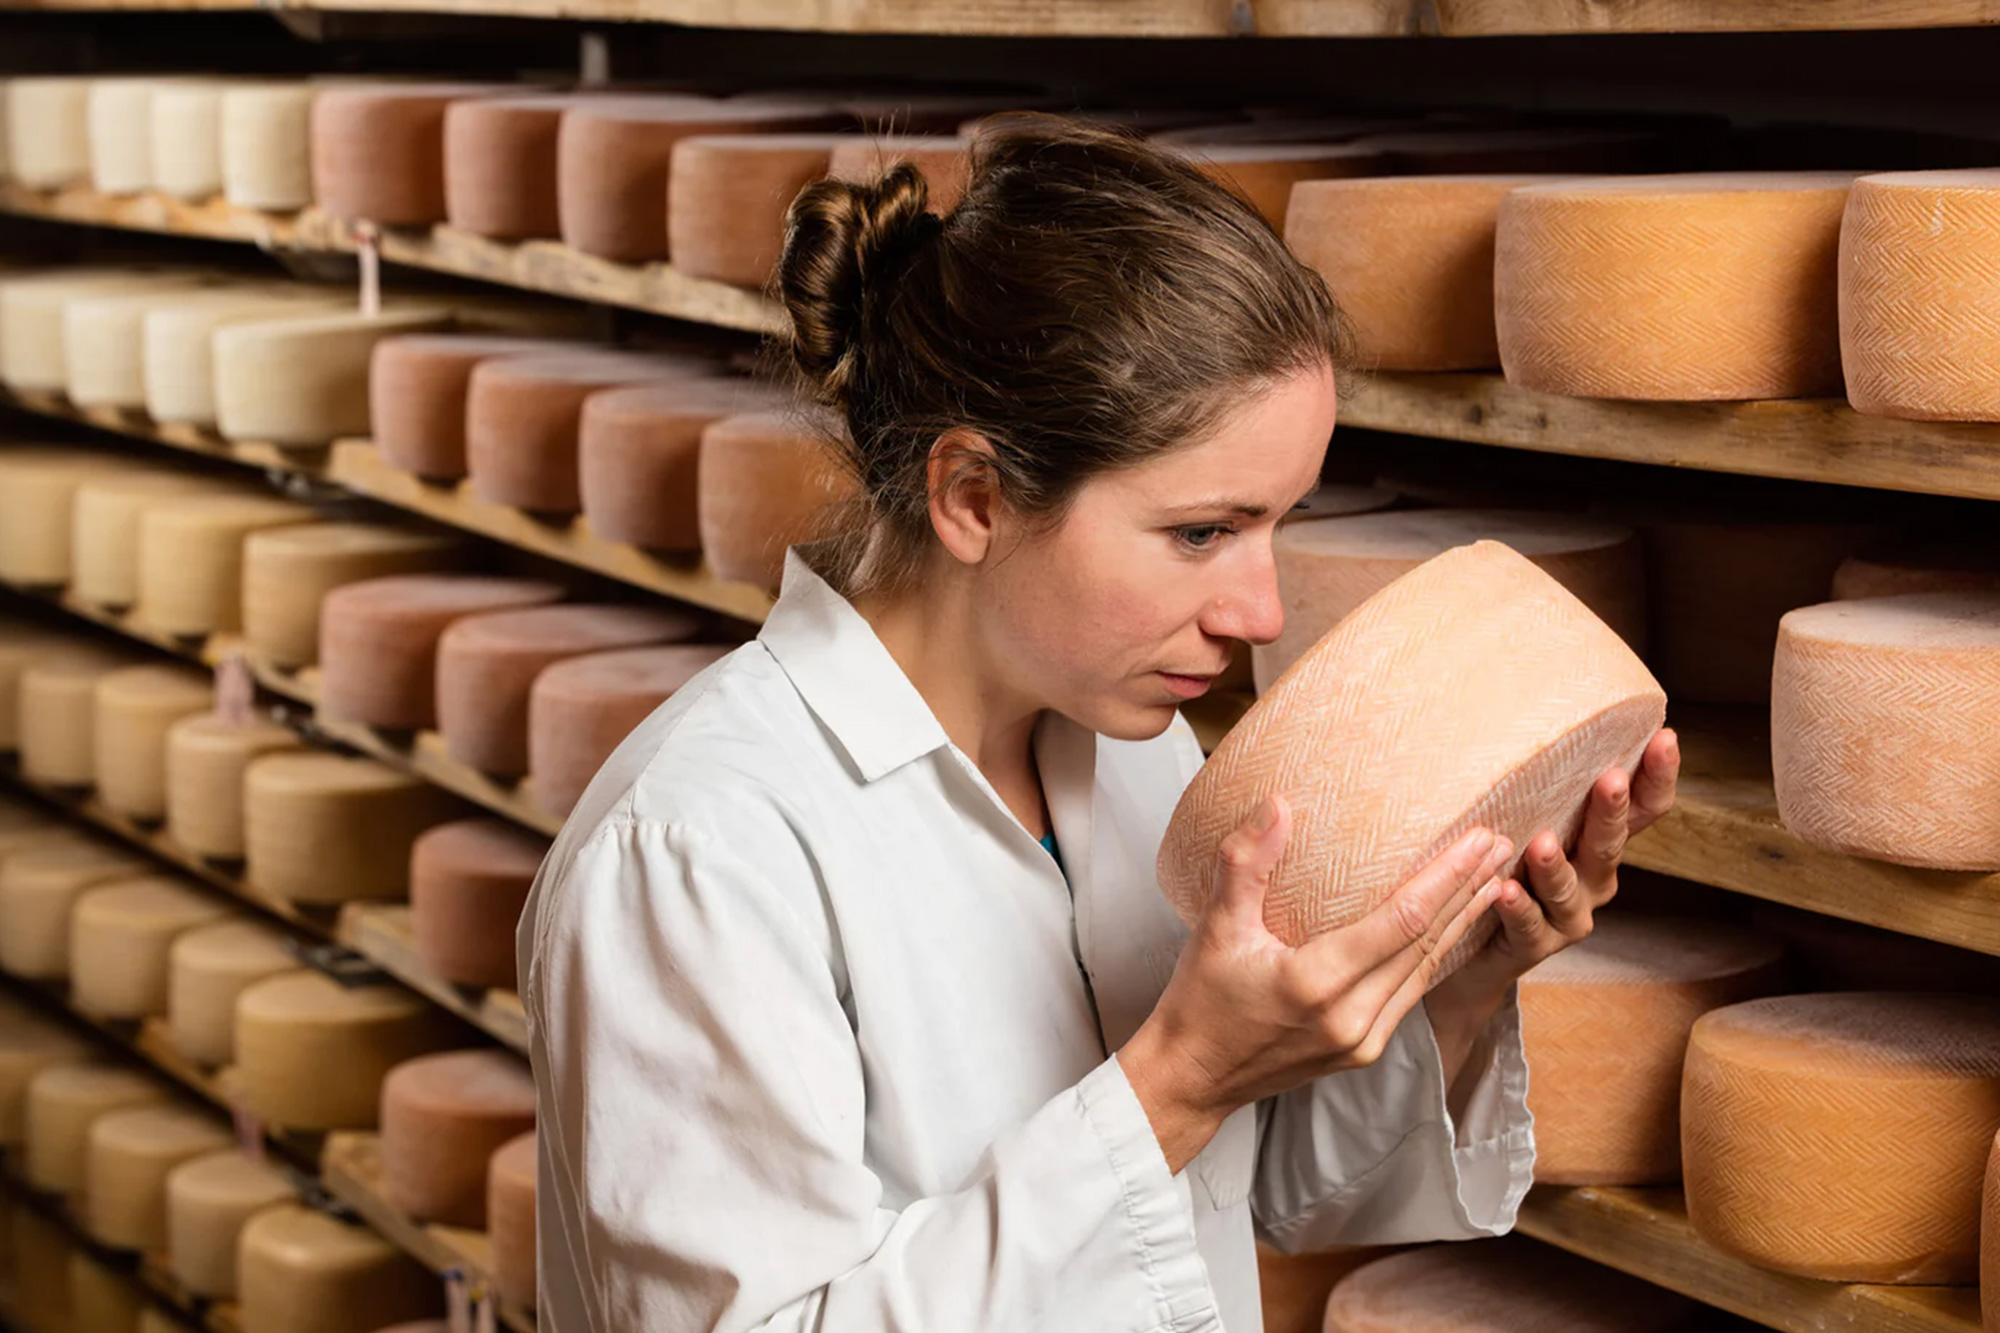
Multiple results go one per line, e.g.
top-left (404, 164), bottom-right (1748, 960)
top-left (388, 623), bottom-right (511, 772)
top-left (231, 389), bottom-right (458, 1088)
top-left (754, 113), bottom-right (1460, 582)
top-left (667, 133), bottom-right (855, 287)
top-left (1159, 542), bottom-right (1665, 973)
top-left (464, 351), bottom-right (715, 514)
top-left (579, 379), bottom-right (792, 549)
top-left (1257, 509), bottom-right (1646, 692)
top-left (444, 94), bottom-right (609, 240)
top-left (1349, 127), bottom-right (1666, 174)
top-left (1325, 1237), bottom-right (1693, 1333)
top-left (557, 97), bottom-right (846, 262)
top-left (826, 135), bottom-right (973, 212)
top-left (699, 410), bottom-right (858, 591)
top-left (370, 335), bottom-right (585, 480)
top-left (529, 644), bottom-right (733, 817)
top-left (318, 575), bottom-right (566, 730)
top-left (1834, 537), bottom-right (2000, 601)
top-left (486, 1131), bottom-right (536, 1309)
top-left (410, 819), bottom-right (548, 991)
top-left (1171, 143), bottom-right (1381, 228)
top-left (435, 603), bottom-right (703, 775)
top-left (310, 84), bottom-right (512, 226)
top-left (378, 1049), bottom-right (535, 1228)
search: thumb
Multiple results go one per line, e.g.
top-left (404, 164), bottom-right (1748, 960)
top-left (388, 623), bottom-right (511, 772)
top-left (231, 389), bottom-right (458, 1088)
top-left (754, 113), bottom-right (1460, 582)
top-left (1208, 794), bottom-right (1292, 937)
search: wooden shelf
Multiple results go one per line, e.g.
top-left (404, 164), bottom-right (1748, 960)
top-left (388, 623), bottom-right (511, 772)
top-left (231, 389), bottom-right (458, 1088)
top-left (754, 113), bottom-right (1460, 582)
top-left (1518, 1186), bottom-right (1981, 1333)
top-left (339, 904), bottom-right (529, 1055)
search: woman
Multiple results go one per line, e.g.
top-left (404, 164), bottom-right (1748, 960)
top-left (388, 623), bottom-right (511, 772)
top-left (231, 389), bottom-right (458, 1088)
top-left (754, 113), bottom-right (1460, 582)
top-left (520, 117), bottom-right (1679, 1333)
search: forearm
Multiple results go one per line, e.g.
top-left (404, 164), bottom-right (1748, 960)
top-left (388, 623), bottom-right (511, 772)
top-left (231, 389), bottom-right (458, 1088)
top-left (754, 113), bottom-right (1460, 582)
top-left (1423, 968), bottom-right (1514, 1089)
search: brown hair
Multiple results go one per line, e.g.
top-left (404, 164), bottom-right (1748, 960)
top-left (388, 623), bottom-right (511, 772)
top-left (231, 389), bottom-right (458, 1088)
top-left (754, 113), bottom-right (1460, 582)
top-left (776, 113), bottom-right (1348, 594)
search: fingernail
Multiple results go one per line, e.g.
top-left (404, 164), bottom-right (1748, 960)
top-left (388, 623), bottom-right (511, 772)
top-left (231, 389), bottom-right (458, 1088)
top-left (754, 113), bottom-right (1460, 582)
top-left (1253, 796), bottom-right (1280, 834)
top-left (1492, 837), bottom-right (1514, 864)
top-left (1469, 828), bottom-right (1495, 855)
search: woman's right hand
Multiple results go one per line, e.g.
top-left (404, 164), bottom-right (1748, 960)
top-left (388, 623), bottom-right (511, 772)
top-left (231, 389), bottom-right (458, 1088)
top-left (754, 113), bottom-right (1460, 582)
top-left (1120, 796), bottom-right (1512, 1173)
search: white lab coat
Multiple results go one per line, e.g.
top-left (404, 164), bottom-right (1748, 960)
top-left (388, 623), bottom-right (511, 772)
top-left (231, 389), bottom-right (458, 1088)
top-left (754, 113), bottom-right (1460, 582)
top-left (519, 551), bottom-right (1535, 1333)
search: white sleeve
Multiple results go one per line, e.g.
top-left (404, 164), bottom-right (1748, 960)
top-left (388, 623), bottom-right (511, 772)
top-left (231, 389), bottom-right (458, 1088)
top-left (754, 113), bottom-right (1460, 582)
top-left (523, 814), bottom-right (1226, 1333)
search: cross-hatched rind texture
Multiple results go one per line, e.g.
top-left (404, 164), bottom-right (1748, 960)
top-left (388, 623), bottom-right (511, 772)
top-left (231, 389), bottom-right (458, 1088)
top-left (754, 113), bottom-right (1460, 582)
top-left (1982, 1131), bottom-right (1998, 1332)
top-left (1772, 592), bottom-right (2000, 870)
top-left (1495, 173), bottom-right (1855, 401)
top-left (1159, 542), bottom-right (1665, 976)
top-left (1840, 170), bottom-right (2000, 422)
top-left (1325, 1235), bottom-right (1693, 1333)
top-left (1682, 992), bottom-right (2000, 1284)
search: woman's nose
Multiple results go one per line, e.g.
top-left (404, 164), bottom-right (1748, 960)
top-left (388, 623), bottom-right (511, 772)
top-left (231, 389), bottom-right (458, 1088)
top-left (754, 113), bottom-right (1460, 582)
top-left (1205, 558), bottom-right (1285, 648)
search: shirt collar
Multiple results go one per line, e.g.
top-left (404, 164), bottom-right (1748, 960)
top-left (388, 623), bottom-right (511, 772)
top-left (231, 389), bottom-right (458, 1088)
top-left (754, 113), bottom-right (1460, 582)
top-left (757, 549), bottom-right (955, 784)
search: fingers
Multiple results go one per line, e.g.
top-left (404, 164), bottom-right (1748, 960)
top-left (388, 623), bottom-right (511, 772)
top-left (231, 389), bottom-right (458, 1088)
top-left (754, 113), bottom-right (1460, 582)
top-left (1576, 769), bottom-right (1632, 881)
top-left (1629, 729), bottom-right (1681, 834)
top-left (1208, 795), bottom-right (1293, 936)
top-left (1329, 828), bottom-right (1509, 972)
top-left (1360, 875), bottom-right (1509, 1053)
top-left (1524, 828), bottom-right (1595, 935)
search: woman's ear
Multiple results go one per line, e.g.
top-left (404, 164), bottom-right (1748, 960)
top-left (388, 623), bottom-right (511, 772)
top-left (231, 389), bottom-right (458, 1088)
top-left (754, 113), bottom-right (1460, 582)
top-left (927, 429), bottom-right (1003, 567)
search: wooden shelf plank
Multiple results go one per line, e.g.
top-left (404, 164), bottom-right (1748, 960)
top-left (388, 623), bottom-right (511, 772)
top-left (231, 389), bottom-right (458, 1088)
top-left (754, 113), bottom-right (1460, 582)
top-left (305, 711), bottom-right (566, 840)
top-left (1427, 0), bottom-right (2000, 34)
top-left (1517, 1186), bottom-right (1981, 1333)
top-left (338, 904), bottom-right (529, 1055)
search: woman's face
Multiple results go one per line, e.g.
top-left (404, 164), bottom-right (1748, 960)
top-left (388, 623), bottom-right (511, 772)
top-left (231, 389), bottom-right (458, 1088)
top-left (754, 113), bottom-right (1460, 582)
top-left (982, 363), bottom-right (1336, 742)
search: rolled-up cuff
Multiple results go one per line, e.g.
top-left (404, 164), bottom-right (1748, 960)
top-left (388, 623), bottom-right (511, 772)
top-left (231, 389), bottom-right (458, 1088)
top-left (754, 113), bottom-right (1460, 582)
top-left (1414, 983), bottom-right (1537, 1234)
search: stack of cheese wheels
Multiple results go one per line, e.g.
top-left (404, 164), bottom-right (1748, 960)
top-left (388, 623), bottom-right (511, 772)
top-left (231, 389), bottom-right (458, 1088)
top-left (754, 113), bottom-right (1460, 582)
top-left (827, 135), bottom-right (973, 212)
top-left (1325, 1238), bottom-right (1691, 1333)
top-left (222, 81), bottom-right (318, 210)
top-left (1494, 174), bottom-right (1857, 400)
top-left (580, 378), bottom-right (791, 548)
top-left (667, 133), bottom-right (856, 288)
top-left (0, 838), bottom-right (151, 979)
top-left (411, 820), bottom-right (548, 990)
top-left (318, 574), bottom-right (566, 729)
top-left (213, 305), bottom-right (459, 445)
top-left (1983, 1131), bottom-right (1998, 1333)
top-left (1257, 510), bottom-right (1645, 691)
top-left (0, 1001), bottom-right (96, 1143)
top-left (1158, 543), bottom-right (1665, 970)
top-left (488, 1130), bottom-right (537, 1309)
top-left (1285, 176), bottom-right (1572, 371)
top-left (243, 752), bottom-right (467, 903)
top-left (242, 522), bottom-right (465, 669)
top-left (444, 92), bottom-right (615, 239)
top-left (0, 448), bottom-right (143, 586)
top-left (369, 333), bottom-right (582, 479)
top-left (89, 77), bottom-right (193, 194)
top-left (0, 270), bottom-right (208, 392)
top-left (436, 604), bottom-right (703, 774)
top-left (84, 1103), bottom-right (232, 1250)
top-left (7, 77), bottom-right (93, 187)
top-left (70, 876), bottom-right (231, 1020)
top-left (237, 1205), bottom-right (442, 1333)
top-left (529, 643), bottom-right (733, 817)
top-left (1839, 170), bottom-right (2000, 422)
top-left (166, 1149), bottom-right (295, 1298)
top-left (92, 664), bottom-right (213, 820)
top-left (1834, 537), bottom-right (2000, 600)
top-left (67, 276), bottom-right (243, 409)
top-left (1170, 143), bottom-right (1382, 227)
top-left (168, 919), bottom-right (301, 1067)
top-left (1683, 992), bottom-right (2000, 1282)
top-left (72, 470), bottom-right (236, 610)
top-left (310, 83), bottom-right (514, 225)
top-left (144, 287), bottom-right (349, 427)
top-left (1348, 127), bottom-right (1664, 175)
top-left (699, 409), bottom-right (856, 591)
top-left (165, 712), bottom-right (303, 860)
top-left (25, 1063), bottom-right (168, 1192)
top-left (0, 623), bottom-right (85, 748)
top-left (234, 972), bottom-right (455, 1130)
top-left (71, 1249), bottom-right (148, 1330)
top-left (1772, 593), bottom-right (2000, 869)
top-left (151, 80), bottom-right (232, 200)
top-left (379, 1049), bottom-right (536, 1226)
top-left (20, 648), bottom-right (148, 787)
top-left (557, 96), bottom-right (846, 262)
top-left (136, 492), bottom-right (314, 637)
top-left (465, 350), bottom-right (717, 513)
top-left (1519, 915), bottom-right (1785, 1185)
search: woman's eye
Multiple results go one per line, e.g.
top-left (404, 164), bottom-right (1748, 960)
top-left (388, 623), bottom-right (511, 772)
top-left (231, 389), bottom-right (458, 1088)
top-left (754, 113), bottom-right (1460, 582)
top-left (1173, 524), bottom-right (1234, 552)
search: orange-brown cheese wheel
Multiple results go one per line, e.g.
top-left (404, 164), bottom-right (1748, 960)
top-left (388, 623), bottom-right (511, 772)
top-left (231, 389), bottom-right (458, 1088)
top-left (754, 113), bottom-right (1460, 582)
top-left (826, 135), bottom-right (973, 213)
top-left (529, 644), bottom-right (733, 817)
top-left (167, 919), bottom-right (300, 1068)
top-left (1256, 1246), bottom-right (1383, 1333)
top-left (1983, 1131), bottom-right (1998, 1333)
top-left (1520, 914), bottom-right (1785, 1185)
top-left (166, 1148), bottom-right (295, 1299)
top-left (244, 752), bottom-right (468, 904)
top-left (242, 522), bottom-right (465, 669)
top-left (1324, 1236), bottom-right (1693, 1333)
top-left (436, 603), bottom-right (702, 775)
top-left (698, 410), bottom-right (857, 591)
top-left (379, 1049), bottom-right (536, 1228)
top-left (1171, 143), bottom-right (1381, 228)
top-left (411, 819), bottom-right (548, 990)
top-left (237, 1204), bottom-right (442, 1333)
top-left (69, 876), bottom-right (232, 1021)
top-left (444, 94), bottom-right (609, 240)
top-left (369, 334), bottom-right (583, 480)
top-left (667, 133), bottom-right (854, 287)
top-left (234, 973), bottom-right (456, 1131)
top-left (164, 714), bottom-right (304, 861)
top-left (1348, 127), bottom-right (1667, 175)
top-left (578, 379), bottom-right (790, 549)
top-left (1683, 992), bottom-right (2000, 1283)
top-left (318, 574), bottom-right (566, 730)
top-left (310, 83), bottom-right (512, 226)
top-left (487, 1131), bottom-right (536, 1309)
top-left (84, 1103), bottom-right (233, 1251)
top-left (0, 838), bottom-right (152, 980)
top-left (92, 664), bottom-right (214, 822)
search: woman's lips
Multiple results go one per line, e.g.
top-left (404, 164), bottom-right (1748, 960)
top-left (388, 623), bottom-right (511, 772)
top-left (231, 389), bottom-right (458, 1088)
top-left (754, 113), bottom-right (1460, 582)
top-left (1158, 672), bottom-right (1216, 701)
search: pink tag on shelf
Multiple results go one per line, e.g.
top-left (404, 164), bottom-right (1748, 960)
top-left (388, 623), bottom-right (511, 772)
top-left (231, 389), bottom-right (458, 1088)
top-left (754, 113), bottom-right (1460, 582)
top-left (214, 654), bottom-right (256, 727)
top-left (356, 222), bottom-right (382, 318)
top-left (230, 1096), bottom-right (267, 1164)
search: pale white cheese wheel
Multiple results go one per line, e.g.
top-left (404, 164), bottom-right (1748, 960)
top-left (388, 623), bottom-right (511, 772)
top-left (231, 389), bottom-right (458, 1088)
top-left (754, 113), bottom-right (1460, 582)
top-left (65, 278), bottom-right (227, 408)
top-left (234, 972), bottom-right (455, 1130)
top-left (70, 876), bottom-right (232, 1020)
top-left (69, 1248), bottom-right (145, 1332)
top-left (0, 269), bottom-right (204, 391)
top-left (84, 1103), bottom-right (232, 1250)
top-left (72, 470), bottom-right (239, 611)
top-left (150, 82), bottom-right (229, 201)
top-left (89, 78), bottom-right (189, 195)
top-left (24, 1063), bottom-right (169, 1192)
top-left (242, 522), bottom-right (464, 669)
top-left (0, 837), bottom-right (152, 978)
top-left (92, 664), bottom-right (214, 820)
top-left (0, 621), bottom-right (87, 748)
top-left (166, 1149), bottom-right (295, 1298)
top-left (143, 288), bottom-right (348, 426)
top-left (0, 448), bottom-right (145, 586)
top-left (135, 492), bottom-right (315, 637)
top-left (0, 1002), bottom-right (96, 1142)
top-left (237, 1204), bottom-right (443, 1333)
top-left (164, 713), bottom-right (303, 860)
top-left (244, 752), bottom-right (467, 904)
top-left (19, 649), bottom-right (146, 787)
top-left (221, 82), bottom-right (316, 211)
top-left (7, 78), bottom-right (93, 188)
top-left (167, 918), bottom-right (301, 1067)
top-left (213, 307), bottom-right (455, 446)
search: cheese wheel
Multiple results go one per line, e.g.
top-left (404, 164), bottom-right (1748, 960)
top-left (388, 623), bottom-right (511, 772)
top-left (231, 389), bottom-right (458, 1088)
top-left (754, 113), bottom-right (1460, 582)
top-left (379, 1049), bottom-right (535, 1227)
top-left (0, 622), bottom-right (83, 750)
top-left (699, 410), bottom-right (856, 591)
top-left (317, 574), bottom-right (566, 729)
top-left (234, 973), bottom-right (455, 1130)
top-left (486, 1130), bottom-right (536, 1309)
top-left (242, 522), bottom-right (465, 669)
top-left (14, 1202), bottom-right (76, 1333)
top-left (88, 78), bottom-right (187, 195)
top-left (84, 1103), bottom-right (232, 1250)
top-left (70, 877), bottom-right (231, 1020)
top-left (1773, 593), bottom-right (2000, 870)
top-left (93, 665), bottom-right (214, 820)
top-left (826, 135), bottom-right (973, 213)
top-left (0, 1005), bottom-right (96, 1142)
top-left (411, 819), bottom-right (547, 990)
top-left (0, 269), bottom-right (203, 391)
top-left (557, 96), bottom-right (845, 262)
top-left (164, 714), bottom-right (303, 861)
top-left (369, 334), bottom-right (581, 480)
top-left (1256, 1247), bottom-right (1383, 1333)
top-left (578, 379), bottom-right (789, 549)
top-left (1173, 143), bottom-right (1381, 228)
top-left (7, 78), bottom-right (92, 188)
top-left (151, 83), bottom-right (228, 200)
top-left (0, 448), bottom-right (143, 586)
top-left (237, 1204), bottom-right (442, 1333)
top-left (1495, 174), bottom-right (1856, 400)
top-left (1159, 542), bottom-right (1665, 965)
top-left (25, 1064), bottom-right (168, 1192)
top-left (136, 493), bottom-right (315, 637)
top-left (1683, 992), bottom-right (2000, 1282)
top-left (1349, 128), bottom-right (1664, 175)
top-left (667, 133), bottom-right (852, 287)
top-left (1257, 510), bottom-right (1645, 692)
top-left (143, 288), bottom-right (348, 426)
top-left (213, 306), bottom-right (456, 446)
top-left (1520, 914), bottom-right (1785, 1185)
top-left (244, 752), bottom-right (468, 904)
top-left (529, 643), bottom-right (732, 817)
top-left (65, 278), bottom-right (230, 408)
top-left (1285, 176), bottom-right (1571, 372)
top-left (1983, 1131), bottom-right (1998, 1333)
top-left (221, 82), bottom-right (316, 210)
top-left (72, 471), bottom-right (236, 610)
top-left (1835, 539), bottom-right (2000, 601)
top-left (19, 650), bottom-right (146, 787)
top-left (437, 604), bottom-right (702, 775)
top-left (0, 838), bottom-right (152, 978)
top-left (69, 1250), bottom-right (144, 1332)
top-left (167, 919), bottom-right (300, 1067)
top-left (1324, 1236), bottom-right (1693, 1333)
top-left (310, 83), bottom-right (513, 226)
top-left (444, 93), bottom-right (612, 239)
top-left (166, 1149), bottom-right (295, 1299)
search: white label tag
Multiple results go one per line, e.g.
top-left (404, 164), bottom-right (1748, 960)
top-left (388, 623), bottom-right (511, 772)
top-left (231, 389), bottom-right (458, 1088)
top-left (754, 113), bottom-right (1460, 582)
top-left (357, 223), bottom-right (382, 318)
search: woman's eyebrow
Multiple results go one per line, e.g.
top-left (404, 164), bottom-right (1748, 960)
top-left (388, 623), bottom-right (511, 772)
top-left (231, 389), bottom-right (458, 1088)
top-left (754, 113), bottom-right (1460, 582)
top-left (1159, 498), bottom-right (1272, 519)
